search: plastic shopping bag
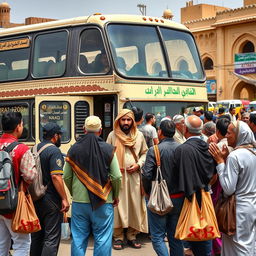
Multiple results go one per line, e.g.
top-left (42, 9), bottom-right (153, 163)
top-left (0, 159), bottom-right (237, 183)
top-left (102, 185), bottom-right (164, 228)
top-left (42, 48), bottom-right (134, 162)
top-left (175, 189), bottom-right (220, 241)
top-left (61, 213), bottom-right (71, 240)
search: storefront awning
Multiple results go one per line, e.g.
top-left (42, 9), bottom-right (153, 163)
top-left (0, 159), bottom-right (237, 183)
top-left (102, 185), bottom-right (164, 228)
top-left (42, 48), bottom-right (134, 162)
top-left (233, 72), bottom-right (256, 86)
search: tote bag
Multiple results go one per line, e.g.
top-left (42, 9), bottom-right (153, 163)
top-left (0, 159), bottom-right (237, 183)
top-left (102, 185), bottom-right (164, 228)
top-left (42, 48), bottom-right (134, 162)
top-left (12, 181), bottom-right (41, 233)
top-left (175, 189), bottom-right (220, 241)
top-left (147, 145), bottom-right (173, 215)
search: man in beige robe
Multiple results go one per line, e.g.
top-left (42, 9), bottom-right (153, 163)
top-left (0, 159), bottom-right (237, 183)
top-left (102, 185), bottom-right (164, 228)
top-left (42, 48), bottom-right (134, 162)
top-left (107, 109), bottom-right (148, 250)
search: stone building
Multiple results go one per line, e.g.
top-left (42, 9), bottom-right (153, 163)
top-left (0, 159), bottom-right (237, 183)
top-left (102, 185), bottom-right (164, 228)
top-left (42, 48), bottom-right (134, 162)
top-left (0, 2), bottom-right (56, 28)
top-left (181, 0), bottom-right (256, 101)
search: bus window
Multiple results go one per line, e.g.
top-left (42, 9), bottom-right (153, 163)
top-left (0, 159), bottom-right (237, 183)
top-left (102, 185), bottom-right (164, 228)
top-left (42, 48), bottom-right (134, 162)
top-left (0, 103), bottom-right (30, 140)
top-left (0, 44), bottom-right (29, 82)
top-left (108, 24), bottom-right (168, 77)
top-left (32, 31), bottom-right (68, 78)
top-left (160, 28), bottom-right (204, 81)
top-left (79, 29), bottom-right (110, 74)
top-left (115, 46), bottom-right (138, 75)
top-left (74, 101), bottom-right (90, 139)
top-left (39, 101), bottom-right (71, 143)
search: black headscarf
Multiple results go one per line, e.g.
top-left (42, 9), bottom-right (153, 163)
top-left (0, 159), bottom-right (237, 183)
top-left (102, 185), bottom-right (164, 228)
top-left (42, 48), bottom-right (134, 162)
top-left (174, 138), bottom-right (215, 201)
top-left (66, 133), bottom-right (115, 210)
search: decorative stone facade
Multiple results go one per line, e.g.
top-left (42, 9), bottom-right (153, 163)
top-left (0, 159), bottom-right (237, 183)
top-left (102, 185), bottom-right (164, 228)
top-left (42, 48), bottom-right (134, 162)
top-left (182, 0), bottom-right (256, 101)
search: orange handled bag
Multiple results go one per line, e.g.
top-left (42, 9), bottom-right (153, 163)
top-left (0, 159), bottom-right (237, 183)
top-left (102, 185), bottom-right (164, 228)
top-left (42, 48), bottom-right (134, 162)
top-left (175, 189), bottom-right (220, 241)
top-left (12, 180), bottom-right (41, 233)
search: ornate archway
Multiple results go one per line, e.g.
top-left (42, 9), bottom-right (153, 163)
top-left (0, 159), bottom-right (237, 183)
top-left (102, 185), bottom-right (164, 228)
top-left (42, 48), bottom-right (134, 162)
top-left (232, 33), bottom-right (256, 56)
top-left (233, 81), bottom-right (256, 100)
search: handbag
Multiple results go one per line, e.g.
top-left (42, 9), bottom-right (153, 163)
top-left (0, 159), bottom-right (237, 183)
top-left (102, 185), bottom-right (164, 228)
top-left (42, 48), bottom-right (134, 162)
top-left (147, 145), bottom-right (173, 216)
top-left (215, 192), bottom-right (236, 236)
top-left (175, 189), bottom-right (220, 241)
top-left (12, 180), bottom-right (41, 233)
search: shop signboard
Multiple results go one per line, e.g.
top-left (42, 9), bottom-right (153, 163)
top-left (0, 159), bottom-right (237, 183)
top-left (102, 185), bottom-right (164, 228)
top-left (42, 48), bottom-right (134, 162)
top-left (234, 52), bottom-right (256, 75)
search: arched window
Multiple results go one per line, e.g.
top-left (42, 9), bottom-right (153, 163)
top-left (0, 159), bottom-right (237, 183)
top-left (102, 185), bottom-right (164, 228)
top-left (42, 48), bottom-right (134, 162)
top-left (203, 57), bottom-right (214, 70)
top-left (242, 41), bottom-right (255, 53)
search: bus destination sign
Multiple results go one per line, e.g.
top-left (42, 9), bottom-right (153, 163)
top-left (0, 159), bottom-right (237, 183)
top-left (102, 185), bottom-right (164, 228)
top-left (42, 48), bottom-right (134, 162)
top-left (0, 38), bottom-right (30, 51)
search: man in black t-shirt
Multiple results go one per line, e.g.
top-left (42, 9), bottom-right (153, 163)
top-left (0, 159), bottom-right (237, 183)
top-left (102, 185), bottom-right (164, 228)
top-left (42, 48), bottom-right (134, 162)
top-left (30, 123), bottom-right (69, 256)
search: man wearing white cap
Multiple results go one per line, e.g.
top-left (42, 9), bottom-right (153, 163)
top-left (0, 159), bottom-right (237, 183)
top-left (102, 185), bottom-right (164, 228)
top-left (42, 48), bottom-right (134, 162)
top-left (64, 115), bottom-right (122, 256)
top-left (193, 107), bottom-right (202, 117)
top-left (173, 115), bottom-right (186, 144)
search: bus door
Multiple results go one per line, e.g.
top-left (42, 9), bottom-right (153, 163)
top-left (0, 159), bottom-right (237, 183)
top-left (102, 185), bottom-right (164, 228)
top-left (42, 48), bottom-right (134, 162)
top-left (35, 96), bottom-right (93, 154)
top-left (93, 95), bottom-right (117, 141)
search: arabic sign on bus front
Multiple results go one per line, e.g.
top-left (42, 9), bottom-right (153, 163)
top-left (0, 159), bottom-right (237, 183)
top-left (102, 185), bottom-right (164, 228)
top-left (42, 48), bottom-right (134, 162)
top-left (144, 85), bottom-right (197, 98)
top-left (234, 53), bottom-right (256, 75)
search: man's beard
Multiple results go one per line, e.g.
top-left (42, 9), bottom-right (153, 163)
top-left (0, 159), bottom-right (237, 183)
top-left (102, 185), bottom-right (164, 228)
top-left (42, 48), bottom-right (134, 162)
top-left (120, 124), bottom-right (132, 134)
top-left (55, 137), bottom-right (61, 148)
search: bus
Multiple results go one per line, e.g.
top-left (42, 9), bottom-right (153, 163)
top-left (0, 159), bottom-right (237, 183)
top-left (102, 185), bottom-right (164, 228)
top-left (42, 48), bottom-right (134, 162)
top-left (216, 99), bottom-right (250, 115)
top-left (0, 14), bottom-right (207, 153)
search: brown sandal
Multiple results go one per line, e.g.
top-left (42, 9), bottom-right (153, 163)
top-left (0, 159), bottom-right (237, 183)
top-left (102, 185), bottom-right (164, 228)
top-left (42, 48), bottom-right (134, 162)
top-left (113, 240), bottom-right (124, 250)
top-left (127, 239), bottom-right (141, 249)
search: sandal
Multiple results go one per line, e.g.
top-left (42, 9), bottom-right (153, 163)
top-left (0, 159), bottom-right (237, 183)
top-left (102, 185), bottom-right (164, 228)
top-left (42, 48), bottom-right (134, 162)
top-left (113, 240), bottom-right (124, 250)
top-left (127, 239), bottom-right (141, 249)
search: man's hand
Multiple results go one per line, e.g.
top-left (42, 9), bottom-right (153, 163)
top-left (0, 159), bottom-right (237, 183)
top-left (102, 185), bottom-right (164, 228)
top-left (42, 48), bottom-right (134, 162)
top-left (113, 198), bottom-right (119, 207)
top-left (61, 199), bottom-right (70, 213)
top-left (126, 163), bottom-right (140, 174)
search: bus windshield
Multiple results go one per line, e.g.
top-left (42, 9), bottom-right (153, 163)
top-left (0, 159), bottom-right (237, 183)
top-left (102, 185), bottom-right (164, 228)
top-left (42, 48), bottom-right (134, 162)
top-left (107, 24), bottom-right (204, 81)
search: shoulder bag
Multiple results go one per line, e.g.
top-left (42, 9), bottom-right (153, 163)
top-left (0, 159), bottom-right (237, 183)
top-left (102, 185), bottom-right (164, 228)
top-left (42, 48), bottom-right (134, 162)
top-left (12, 180), bottom-right (41, 233)
top-left (147, 145), bottom-right (173, 215)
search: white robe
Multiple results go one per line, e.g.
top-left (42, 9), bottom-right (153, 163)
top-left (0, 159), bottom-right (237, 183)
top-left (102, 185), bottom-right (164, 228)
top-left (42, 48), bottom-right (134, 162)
top-left (217, 148), bottom-right (256, 256)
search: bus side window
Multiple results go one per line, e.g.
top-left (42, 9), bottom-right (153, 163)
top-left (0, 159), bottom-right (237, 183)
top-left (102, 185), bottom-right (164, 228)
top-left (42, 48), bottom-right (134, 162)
top-left (79, 28), bottom-right (110, 75)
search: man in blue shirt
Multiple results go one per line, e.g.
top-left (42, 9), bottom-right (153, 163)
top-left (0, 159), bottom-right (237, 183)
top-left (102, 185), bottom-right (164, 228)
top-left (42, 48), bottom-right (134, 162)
top-left (30, 123), bottom-right (69, 256)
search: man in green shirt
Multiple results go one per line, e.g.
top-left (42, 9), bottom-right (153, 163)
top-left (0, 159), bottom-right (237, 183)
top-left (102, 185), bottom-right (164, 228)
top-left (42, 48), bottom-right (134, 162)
top-left (64, 115), bottom-right (121, 256)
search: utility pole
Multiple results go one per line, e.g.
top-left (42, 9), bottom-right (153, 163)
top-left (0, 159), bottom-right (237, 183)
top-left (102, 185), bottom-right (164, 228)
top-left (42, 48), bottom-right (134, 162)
top-left (137, 4), bottom-right (146, 16)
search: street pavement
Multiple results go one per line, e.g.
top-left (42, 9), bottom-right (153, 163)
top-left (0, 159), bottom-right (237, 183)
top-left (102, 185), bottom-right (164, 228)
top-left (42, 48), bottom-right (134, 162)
top-left (58, 233), bottom-right (158, 256)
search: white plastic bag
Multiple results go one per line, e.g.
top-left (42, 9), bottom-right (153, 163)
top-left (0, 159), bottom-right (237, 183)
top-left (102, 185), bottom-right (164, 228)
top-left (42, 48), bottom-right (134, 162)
top-left (61, 213), bottom-right (71, 240)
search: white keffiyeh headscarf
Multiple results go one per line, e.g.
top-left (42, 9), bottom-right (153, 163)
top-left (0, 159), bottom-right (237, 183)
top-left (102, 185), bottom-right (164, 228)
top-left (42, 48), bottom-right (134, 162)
top-left (232, 120), bottom-right (256, 147)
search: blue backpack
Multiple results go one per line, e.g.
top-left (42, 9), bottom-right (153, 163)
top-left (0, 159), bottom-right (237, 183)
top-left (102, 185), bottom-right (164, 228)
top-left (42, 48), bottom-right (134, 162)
top-left (0, 141), bottom-right (19, 214)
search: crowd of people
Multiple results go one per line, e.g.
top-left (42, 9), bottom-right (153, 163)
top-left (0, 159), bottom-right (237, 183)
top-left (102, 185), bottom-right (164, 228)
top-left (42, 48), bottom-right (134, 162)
top-left (0, 104), bottom-right (256, 256)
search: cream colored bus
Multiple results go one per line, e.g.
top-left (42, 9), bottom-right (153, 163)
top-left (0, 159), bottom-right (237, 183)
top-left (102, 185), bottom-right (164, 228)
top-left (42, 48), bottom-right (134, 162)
top-left (0, 14), bottom-right (207, 153)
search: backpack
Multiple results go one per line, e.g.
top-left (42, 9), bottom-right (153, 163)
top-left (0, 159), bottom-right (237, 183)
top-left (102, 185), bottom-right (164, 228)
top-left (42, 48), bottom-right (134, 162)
top-left (0, 141), bottom-right (19, 214)
top-left (29, 143), bottom-right (54, 201)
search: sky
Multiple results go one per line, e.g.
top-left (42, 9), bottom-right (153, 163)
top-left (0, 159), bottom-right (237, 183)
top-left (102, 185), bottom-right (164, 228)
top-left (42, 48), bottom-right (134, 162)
top-left (6, 0), bottom-right (243, 24)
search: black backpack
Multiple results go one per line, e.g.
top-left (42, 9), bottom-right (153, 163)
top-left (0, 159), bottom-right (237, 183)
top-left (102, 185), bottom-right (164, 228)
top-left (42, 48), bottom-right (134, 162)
top-left (0, 141), bottom-right (19, 214)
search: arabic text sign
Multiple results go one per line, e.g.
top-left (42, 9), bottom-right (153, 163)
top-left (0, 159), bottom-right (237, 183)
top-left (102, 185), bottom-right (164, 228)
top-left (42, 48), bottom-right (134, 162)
top-left (234, 53), bottom-right (256, 75)
top-left (0, 38), bottom-right (30, 51)
top-left (144, 85), bottom-right (196, 98)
